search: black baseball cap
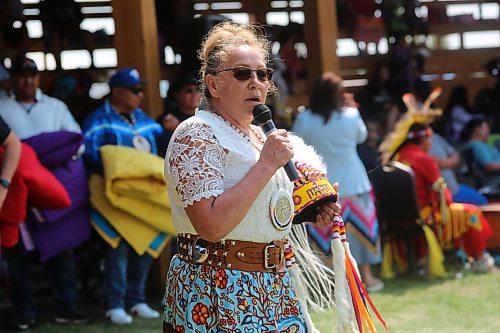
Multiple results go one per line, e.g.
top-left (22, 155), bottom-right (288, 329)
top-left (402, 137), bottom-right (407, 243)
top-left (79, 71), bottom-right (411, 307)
top-left (10, 56), bottom-right (39, 76)
top-left (168, 72), bottom-right (198, 99)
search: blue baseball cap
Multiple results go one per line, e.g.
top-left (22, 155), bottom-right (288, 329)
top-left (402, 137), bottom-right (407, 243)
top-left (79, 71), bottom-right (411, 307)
top-left (109, 68), bottom-right (147, 88)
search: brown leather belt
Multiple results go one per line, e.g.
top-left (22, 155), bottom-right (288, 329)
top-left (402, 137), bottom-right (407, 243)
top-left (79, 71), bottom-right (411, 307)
top-left (177, 233), bottom-right (285, 273)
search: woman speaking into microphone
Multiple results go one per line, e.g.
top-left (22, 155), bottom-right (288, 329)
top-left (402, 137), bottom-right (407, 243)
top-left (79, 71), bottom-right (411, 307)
top-left (162, 21), bottom-right (386, 333)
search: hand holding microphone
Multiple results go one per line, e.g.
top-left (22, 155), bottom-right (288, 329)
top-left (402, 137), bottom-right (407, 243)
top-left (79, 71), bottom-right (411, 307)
top-left (253, 104), bottom-right (339, 225)
top-left (258, 129), bottom-right (293, 171)
top-left (252, 104), bottom-right (300, 180)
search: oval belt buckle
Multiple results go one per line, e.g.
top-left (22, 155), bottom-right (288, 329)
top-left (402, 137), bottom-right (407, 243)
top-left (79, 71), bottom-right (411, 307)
top-left (190, 237), bottom-right (209, 263)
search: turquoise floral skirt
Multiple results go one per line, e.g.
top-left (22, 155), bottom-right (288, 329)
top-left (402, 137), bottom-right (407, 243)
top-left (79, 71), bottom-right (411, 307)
top-left (163, 255), bottom-right (306, 332)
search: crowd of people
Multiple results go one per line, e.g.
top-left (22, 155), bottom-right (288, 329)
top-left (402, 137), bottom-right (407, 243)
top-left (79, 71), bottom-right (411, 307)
top-left (0, 14), bottom-right (499, 333)
top-left (0, 57), bottom-right (89, 330)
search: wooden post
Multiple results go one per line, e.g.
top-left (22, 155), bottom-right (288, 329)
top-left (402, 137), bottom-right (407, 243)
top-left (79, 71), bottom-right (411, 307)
top-left (245, 0), bottom-right (269, 24)
top-left (303, 0), bottom-right (339, 91)
top-left (112, 0), bottom-right (167, 293)
top-left (111, 0), bottom-right (162, 119)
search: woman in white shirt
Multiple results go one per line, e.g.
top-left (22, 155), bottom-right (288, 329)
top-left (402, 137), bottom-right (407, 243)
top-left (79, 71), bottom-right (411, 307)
top-left (162, 22), bottom-right (344, 333)
top-left (292, 72), bottom-right (384, 292)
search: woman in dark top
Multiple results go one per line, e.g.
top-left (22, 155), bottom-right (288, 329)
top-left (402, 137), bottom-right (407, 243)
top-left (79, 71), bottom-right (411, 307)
top-left (157, 72), bottom-right (201, 157)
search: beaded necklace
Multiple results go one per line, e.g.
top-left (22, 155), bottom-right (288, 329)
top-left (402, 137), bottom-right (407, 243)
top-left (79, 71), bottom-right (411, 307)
top-left (210, 110), bottom-right (293, 231)
top-left (107, 100), bottom-right (137, 132)
top-left (236, 125), bottom-right (265, 152)
top-left (106, 99), bottom-right (151, 152)
top-left (211, 111), bottom-right (264, 152)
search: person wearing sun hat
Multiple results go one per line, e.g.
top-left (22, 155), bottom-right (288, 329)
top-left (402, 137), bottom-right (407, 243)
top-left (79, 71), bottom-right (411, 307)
top-left (82, 67), bottom-right (165, 325)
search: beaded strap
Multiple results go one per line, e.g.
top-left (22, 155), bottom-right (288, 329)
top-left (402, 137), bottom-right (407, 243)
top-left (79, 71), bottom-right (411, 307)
top-left (331, 215), bottom-right (347, 242)
top-left (293, 161), bottom-right (327, 187)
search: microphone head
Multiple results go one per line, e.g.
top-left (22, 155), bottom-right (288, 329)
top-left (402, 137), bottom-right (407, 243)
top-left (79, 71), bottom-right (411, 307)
top-left (252, 104), bottom-right (272, 126)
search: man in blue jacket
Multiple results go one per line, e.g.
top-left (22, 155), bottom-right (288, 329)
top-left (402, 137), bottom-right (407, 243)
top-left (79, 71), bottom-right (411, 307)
top-left (83, 68), bottom-right (163, 325)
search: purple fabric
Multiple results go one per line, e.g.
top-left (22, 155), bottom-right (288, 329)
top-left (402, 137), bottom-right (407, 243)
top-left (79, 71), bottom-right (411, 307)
top-left (23, 131), bottom-right (91, 261)
top-left (23, 131), bottom-right (83, 167)
top-left (29, 159), bottom-right (89, 222)
top-left (19, 222), bottom-right (36, 251)
top-left (27, 207), bottom-right (90, 262)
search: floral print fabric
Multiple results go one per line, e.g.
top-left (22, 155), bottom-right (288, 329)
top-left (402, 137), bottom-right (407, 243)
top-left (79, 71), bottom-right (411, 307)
top-left (163, 256), bottom-right (306, 332)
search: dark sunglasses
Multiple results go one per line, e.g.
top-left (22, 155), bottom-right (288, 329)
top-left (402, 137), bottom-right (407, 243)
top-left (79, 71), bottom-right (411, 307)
top-left (180, 87), bottom-right (200, 94)
top-left (124, 86), bottom-right (144, 95)
top-left (216, 66), bottom-right (274, 82)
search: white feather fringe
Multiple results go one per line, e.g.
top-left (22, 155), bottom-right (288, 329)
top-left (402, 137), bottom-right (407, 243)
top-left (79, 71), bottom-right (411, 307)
top-left (289, 133), bottom-right (328, 174)
top-left (343, 242), bottom-right (361, 278)
top-left (289, 264), bottom-right (318, 333)
top-left (331, 238), bottom-right (359, 333)
top-left (288, 224), bottom-right (336, 312)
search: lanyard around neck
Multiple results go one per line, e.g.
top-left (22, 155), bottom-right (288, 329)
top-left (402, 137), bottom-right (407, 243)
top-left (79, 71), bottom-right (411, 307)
top-left (16, 99), bottom-right (37, 114)
top-left (106, 100), bottom-right (137, 133)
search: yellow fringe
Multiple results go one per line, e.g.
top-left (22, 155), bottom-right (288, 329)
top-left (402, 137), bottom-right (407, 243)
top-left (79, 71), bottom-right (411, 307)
top-left (381, 243), bottom-right (396, 280)
top-left (422, 224), bottom-right (446, 278)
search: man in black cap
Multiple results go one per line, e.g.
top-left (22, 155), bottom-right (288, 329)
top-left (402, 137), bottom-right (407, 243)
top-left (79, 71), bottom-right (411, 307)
top-left (157, 71), bottom-right (201, 156)
top-left (0, 56), bottom-right (89, 330)
top-left (0, 56), bottom-right (81, 138)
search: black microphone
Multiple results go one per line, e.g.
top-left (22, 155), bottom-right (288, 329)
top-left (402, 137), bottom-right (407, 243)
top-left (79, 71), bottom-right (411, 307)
top-left (252, 104), bottom-right (300, 180)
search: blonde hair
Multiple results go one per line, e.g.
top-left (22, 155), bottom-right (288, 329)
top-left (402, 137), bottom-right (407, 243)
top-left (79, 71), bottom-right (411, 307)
top-left (198, 21), bottom-right (276, 103)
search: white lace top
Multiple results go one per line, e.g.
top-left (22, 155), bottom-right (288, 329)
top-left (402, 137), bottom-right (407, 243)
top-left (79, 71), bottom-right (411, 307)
top-left (165, 109), bottom-right (294, 242)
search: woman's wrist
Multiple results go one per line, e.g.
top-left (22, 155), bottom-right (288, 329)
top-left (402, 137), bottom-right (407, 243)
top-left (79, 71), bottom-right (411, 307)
top-left (254, 159), bottom-right (279, 178)
top-left (0, 178), bottom-right (10, 189)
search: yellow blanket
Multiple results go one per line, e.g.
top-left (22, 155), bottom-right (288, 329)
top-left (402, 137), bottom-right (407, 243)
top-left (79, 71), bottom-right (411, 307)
top-left (90, 145), bottom-right (175, 257)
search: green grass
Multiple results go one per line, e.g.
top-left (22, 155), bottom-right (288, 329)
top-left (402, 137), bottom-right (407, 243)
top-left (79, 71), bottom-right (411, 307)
top-left (30, 271), bottom-right (499, 333)
top-left (31, 318), bottom-right (159, 333)
top-left (312, 271), bottom-right (500, 333)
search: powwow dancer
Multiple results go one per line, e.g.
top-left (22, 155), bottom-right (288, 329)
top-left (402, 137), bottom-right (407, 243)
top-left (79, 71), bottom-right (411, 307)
top-left (379, 89), bottom-right (494, 277)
